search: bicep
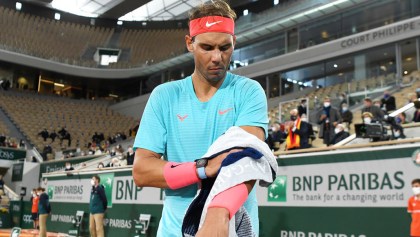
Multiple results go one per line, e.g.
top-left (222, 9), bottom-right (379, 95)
top-left (240, 126), bottom-right (265, 141)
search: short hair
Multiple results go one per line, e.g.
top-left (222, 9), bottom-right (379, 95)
top-left (189, 0), bottom-right (237, 23)
top-left (92, 175), bottom-right (100, 183)
top-left (324, 96), bottom-right (330, 101)
top-left (301, 99), bottom-right (307, 103)
top-left (364, 97), bottom-right (372, 102)
top-left (412, 179), bottom-right (420, 185)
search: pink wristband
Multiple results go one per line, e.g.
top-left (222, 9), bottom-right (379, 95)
top-left (163, 162), bottom-right (200, 190)
top-left (208, 183), bottom-right (249, 219)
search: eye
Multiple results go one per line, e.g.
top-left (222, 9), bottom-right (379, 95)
top-left (202, 45), bottom-right (212, 51)
top-left (220, 45), bottom-right (231, 51)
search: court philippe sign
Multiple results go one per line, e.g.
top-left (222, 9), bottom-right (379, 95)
top-left (340, 19), bottom-right (418, 49)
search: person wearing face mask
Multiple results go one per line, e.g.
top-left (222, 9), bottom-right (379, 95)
top-left (408, 178), bottom-right (420, 237)
top-left (362, 112), bottom-right (375, 124)
top-left (37, 187), bottom-right (51, 237)
top-left (89, 175), bottom-right (107, 237)
top-left (381, 90), bottom-right (396, 112)
top-left (361, 98), bottom-right (384, 122)
top-left (30, 188), bottom-right (39, 229)
top-left (64, 162), bottom-right (74, 171)
top-left (340, 103), bottom-right (353, 129)
top-left (330, 124), bottom-right (349, 145)
top-left (317, 97), bottom-right (341, 146)
top-left (126, 146), bottom-right (135, 166)
top-left (285, 109), bottom-right (312, 150)
top-left (97, 162), bottom-right (105, 169)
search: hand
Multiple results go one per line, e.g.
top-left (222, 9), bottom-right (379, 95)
top-left (196, 207), bottom-right (229, 237)
top-left (205, 149), bottom-right (242, 178)
top-left (333, 122), bottom-right (338, 127)
top-left (320, 114), bottom-right (327, 120)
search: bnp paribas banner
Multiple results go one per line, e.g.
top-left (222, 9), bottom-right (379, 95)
top-left (44, 172), bottom-right (163, 205)
top-left (256, 145), bottom-right (420, 237)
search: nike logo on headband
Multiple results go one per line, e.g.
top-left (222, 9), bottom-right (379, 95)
top-left (206, 20), bottom-right (223, 28)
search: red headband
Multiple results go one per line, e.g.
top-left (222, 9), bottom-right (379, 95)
top-left (189, 16), bottom-right (235, 37)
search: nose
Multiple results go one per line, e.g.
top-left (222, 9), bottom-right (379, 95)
top-left (211, 49), bottom-right (222, 64)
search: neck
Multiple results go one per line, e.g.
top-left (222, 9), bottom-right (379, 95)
top-left (191, 71), bottom-right (225, 102)
top-left (416, 194), bottom-right (420, 199)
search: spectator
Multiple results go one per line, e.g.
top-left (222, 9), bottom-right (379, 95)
top-left (49, 130), bottom-right (57, 142)
top-left (396, 112), bottom-right (408, 125)
top-left (317, 97), bottom-right (341, 146)
top-left (30, 188), bottom-right (39, 229)
top-left (19, 139), bottom-right (25, 149)
top-left (126, 146), bottom-right (134, 166)
top-left (406, 93), bottom-right (419, 122)
top-left (331, 124), bottom-right (350, 145)
top-left (37, 187), bottom-right (51, 237)
top-left (392, 126), bottom-right (406, 140)
top-left (361, 98), bottom-right (384, 122)
top-left (270, 123), bottom-right (285, 151)
top-left (413, 101), bottom-right (420, 123)
top-left (97, 162), bottom-right (105, 169)
top-left (381, 90), bottom-right (396, 112)
top-left (408, 178), bottom-right (420, 237)
top-left (338, 93), bottom-right (347, 107)
top-left (38, 129), bottom-right (49, 142)
top-left (41, 144), bottom-right (52, 161)
top-left (89, 175), bottom-right (107, 237)
top-left (58, 127), bottom-right (71, 147)
top-left (362, 112), bottom-right (375, 124)
top-left (0, 175), bottom-right (4, 191)
top-left (107, 158), bottom-right (120, 168)
top-left (0, 134), bottom-right (5, 147)
top-left (340, 103), bottom-right (353, 127)
top-left (297, 99), bottom-right (307, 117)
top-left (64, 162), bottom-right (74, 171)
top-left (285, 109), bottom-right (313, 150)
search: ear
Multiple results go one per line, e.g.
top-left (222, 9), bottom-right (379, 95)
top-left (185, 35), bottom-right (194, 52)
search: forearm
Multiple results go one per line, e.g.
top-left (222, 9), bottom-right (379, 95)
top-left (132, 150), bottom-right (172, 188)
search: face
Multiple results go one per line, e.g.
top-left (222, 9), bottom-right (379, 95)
top-left (186, 32), bottom-right (236, 83)
top-left (364, 100), bottom-right (371, 107)
top-left (413, 182), bottom-right (420, 188)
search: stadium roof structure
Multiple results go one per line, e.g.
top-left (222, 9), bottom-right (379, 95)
top-left (25, 0), bottom-right (211, 20)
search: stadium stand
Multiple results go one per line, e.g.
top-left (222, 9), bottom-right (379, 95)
top-left (0, 90), bottom-right (138, 158)
top-left (0, 6), bottom-right (189, 68)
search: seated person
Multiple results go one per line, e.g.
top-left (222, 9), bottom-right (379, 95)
top-left (331, 124), bottom-right (350, 145)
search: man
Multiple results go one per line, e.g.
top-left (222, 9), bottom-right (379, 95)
top-left (126, 146), bottom-right (135, 166)
top-left (408, 179), bottom-right (420, 237)
top-left (297, 99), bottom-right (307, 117)
top-left (340, 103), bottom-right (353, 128)
top-left (361, 98), bottom-right (384, 122)
top-left (381, 90), bottom-right (396, 112)
top-left (413, 101), bottom-right (420, 123)
top-left (317, 97), bottom-right (341, 146)
top-left (406, 93), bottom-right (419, 122)
top-left (285, 109), bottom-right (312, 150)
top-left (132, 1), bottom-right (267, 236)
top-left (37, 187), bottom-right (51, 237)
top-left (30, 189), bottom-right (39, 229)
top-left (89, 175), bottom-right (107, 237)
top-left (38, 129), bottom-right (49, 142)
top-left (331, 123), bottom-right (350, 145)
